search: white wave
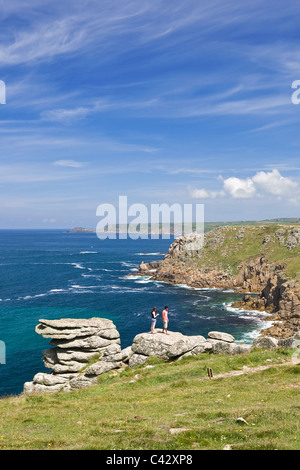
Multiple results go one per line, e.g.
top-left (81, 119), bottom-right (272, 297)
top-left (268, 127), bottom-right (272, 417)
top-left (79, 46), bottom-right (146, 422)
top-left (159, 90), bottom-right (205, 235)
top-left (23, 293), bottom-right (49, 300)
top-left (124, 274), bottom-right (151, 281)
top-left (81, 274), bottom-right (102, 280)
top-left (14, 292), bottom-right (51, 301)
top-left (71, 263), bottom-right (85, 269)
top-left (121, 261), bottom-right (137, 268)
top-left (135, 252), bottom-right (165, 256)
top-left (223, 302), bottom-right (271, 317)
top-left (108, 285), bottom-right (148, 293)
top-left (71, 284), bottom-right (100, 289)
top-left (238, 319), bottom-right (275, 344)
top-left (192, 287), bottom-right (219, 291)
top-left (79, 251), bottom-right (98, 254)
top-left (192, 296), bottom-right (211, 305)
top-left (174, 283), bottom-right (193, 289)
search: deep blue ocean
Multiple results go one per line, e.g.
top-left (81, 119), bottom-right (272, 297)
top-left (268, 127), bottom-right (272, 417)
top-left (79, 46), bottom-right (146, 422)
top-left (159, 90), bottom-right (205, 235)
top-left (0, 230), bottom-right (273, 397)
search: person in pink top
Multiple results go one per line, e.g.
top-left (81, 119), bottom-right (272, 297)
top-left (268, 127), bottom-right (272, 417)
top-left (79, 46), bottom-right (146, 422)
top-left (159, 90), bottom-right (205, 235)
top-left (162, 306), bottom-right (169, 335)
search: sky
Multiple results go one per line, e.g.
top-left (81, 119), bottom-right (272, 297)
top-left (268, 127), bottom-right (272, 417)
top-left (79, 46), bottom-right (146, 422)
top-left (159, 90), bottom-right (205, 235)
top-left (0, 0), bottom-right (300, 228)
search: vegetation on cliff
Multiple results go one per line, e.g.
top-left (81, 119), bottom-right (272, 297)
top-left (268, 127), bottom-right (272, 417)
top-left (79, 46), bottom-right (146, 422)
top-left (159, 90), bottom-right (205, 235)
top-left (161, 224), bottom-right (300, 279)
top-left (139, 225), bottom-right (300, 339)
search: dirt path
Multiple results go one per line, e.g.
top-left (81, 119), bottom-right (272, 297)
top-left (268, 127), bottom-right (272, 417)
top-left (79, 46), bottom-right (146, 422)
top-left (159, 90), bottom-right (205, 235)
top-left (210, 359), bottom-right (300, 380)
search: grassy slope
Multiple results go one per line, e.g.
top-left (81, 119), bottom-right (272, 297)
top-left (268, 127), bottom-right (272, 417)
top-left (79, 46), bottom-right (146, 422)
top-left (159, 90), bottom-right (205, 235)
top-left (188, 224), bottom-right (300, 279)
top-left (1, 349), bottom-right (300, 450)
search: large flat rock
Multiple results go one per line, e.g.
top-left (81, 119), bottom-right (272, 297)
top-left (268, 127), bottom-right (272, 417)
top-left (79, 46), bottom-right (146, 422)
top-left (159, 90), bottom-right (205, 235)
top-left (131, 331), bottom-right (207, 360)
top-left (36, 317), bottom-right (120, 340)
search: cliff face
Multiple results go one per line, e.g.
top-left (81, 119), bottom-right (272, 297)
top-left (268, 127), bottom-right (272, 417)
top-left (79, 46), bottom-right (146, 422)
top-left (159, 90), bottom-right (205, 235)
top-left (137, 225), bottom-right (300, 339)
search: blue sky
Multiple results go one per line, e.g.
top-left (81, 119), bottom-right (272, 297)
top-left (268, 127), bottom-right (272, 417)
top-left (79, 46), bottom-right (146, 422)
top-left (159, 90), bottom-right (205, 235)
top-left (0, 0), bottom-right (300, 228)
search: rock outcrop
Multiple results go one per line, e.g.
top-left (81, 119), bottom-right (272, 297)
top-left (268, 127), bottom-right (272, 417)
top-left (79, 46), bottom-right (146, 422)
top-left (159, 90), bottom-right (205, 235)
top-left (128, 330), bottom-right (251, 367)
top-left (24, 318), bottom-right (125, 394)
top-left (135, 225), bottom-right (300, 339)
top-left (23, 317), bottom-right (254, 394)
top-left (23, 315), bottom-right (300, 395)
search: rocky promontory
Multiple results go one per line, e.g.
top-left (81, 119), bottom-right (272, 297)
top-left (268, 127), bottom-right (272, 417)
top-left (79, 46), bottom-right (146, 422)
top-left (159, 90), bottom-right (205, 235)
top-left (23, 316), bottom-right (300, 395)
top-left (135, 225), bottom-right (300, 339)
top-left (24, 318), bottom-right (125, 394)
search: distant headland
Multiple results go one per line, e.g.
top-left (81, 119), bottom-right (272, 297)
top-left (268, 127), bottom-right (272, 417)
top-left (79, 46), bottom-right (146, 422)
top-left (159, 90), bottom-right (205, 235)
top-left (69, 218), bottom-right (300, 235)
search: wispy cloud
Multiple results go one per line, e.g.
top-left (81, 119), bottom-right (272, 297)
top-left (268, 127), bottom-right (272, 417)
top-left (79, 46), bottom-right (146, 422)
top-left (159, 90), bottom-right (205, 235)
top-left (1, 1), bottom-right (300, 226)
top-left (53, 159), bottom-right (85, 168)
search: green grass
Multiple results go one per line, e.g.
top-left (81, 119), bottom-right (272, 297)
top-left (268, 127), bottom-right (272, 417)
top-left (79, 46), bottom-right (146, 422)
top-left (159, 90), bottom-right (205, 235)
top-left (0, 349), bottom-right (300, 450)
top-left (187, 224), bottom-right (300, 279)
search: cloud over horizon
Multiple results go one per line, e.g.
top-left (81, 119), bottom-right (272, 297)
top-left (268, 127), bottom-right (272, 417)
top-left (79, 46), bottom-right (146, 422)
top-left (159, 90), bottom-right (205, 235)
top-left (191, 169), bottom-right (300, 202)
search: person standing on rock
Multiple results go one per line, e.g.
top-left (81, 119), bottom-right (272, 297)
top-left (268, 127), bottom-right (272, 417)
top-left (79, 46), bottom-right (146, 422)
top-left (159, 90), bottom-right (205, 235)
top-left (162, 306), bottom-right (169, 334)
top-left (151, 306), bottom-right (159, 334)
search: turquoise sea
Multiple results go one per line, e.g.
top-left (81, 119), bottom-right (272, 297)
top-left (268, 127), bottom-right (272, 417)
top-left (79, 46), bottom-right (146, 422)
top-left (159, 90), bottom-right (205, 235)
top-left (0, 230), bottom-right (273, 397)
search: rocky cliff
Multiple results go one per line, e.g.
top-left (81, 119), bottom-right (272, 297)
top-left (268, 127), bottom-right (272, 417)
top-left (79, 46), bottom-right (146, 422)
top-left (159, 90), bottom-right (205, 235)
top-left (136, 225), bottom-right (300, 339)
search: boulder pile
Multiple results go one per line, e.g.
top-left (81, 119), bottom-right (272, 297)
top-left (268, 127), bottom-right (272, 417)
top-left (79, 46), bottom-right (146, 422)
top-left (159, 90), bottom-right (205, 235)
top-left (23, 318), bottom-right (125, 394)
top-left (128, 330), bottom-right (251, 367)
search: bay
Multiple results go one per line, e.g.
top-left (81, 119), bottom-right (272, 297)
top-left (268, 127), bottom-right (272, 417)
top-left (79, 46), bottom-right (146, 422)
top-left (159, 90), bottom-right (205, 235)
top-left (0, 230), bottom-right (272, 397)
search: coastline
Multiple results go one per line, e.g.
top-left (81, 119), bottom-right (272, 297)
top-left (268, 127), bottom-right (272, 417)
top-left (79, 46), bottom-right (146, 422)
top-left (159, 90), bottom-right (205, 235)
top-left (132, 225), bottom-right (300, 340)
top-left (124, 272), bottom-right (274, 343)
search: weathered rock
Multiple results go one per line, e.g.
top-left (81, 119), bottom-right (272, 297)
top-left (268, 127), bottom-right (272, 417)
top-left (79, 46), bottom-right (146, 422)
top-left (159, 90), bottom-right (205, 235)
top-left (24, 317), bottom-right (124, 394)
top-left (120, 346), bottom-right (133, 363)
top-left (252, 336), bottom-right (279, 350)
top-left (36, 318), bottom-right (119, 339)
top-left (50, 336), bottom-right (120, 350)
top-left (128, 353), bottom-right (148, 367)
top-left (84, 360), bottom-right (122, 376)
top-left (209, 340), bottom-right (251, 355)
top-left (190, 341), bottom-right (213, 355)
top-left (208, 331), bottom-right (235, 343)
top-left (24, 314), bottom-right (299, 395)
top-left (131, 331), bottom-right (206, 361)
top-left (69, 375), bottom-right (96, 390)
top-left (23, 381), bottom-right (69, 394)
top-left (278, 331), bottom-right (300, 349)
top-left (32, 372), bottom-right (75, 386)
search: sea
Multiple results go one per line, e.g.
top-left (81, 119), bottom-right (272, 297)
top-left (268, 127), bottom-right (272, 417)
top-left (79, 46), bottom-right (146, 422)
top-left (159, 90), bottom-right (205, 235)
top-left (0, 230), bottom-right (273, 397)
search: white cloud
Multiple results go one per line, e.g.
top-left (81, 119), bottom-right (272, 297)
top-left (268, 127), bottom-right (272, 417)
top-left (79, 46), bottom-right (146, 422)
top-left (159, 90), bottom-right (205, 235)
top-left (222, 176), bottom-right (256, 199)
top-left (190, 169), bottom-right (299, 201)
top-left (252, 169), bottom-right (298, 196)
